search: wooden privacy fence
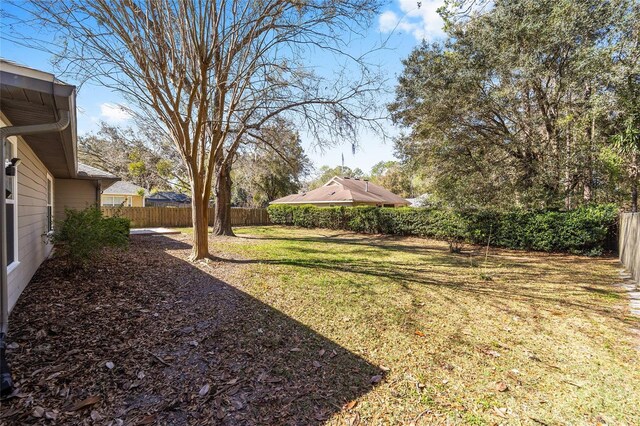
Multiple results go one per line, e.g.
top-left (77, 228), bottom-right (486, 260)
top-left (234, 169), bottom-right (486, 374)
top-left (101, 206), bottom-right (270, 228)
top-left (620, 213), bottom-right (640, 285)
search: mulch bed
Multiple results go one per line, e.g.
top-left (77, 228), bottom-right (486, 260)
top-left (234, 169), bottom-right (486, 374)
top-left (1, 234), bottom-right (380, 425)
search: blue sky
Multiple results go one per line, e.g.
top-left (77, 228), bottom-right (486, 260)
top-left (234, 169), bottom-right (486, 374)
top-left (0, 1), bottom-right (447, 175)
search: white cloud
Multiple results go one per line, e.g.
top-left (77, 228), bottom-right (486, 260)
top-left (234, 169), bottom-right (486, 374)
top-left (378, 0), bottom-right (446, 42)
top-left (99, 103), bottom-right (132, 123)
top-left (379, 10), bottom-right (401, 33)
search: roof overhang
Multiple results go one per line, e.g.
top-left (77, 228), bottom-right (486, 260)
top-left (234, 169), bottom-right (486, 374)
top-left (76, 163), bottom-right (119, 190)
top-left (74, 175), bottom-right (120, 192)
top-left (0, 60), bottom-right (78, 178)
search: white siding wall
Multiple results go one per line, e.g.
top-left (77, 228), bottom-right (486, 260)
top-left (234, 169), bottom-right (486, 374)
top-left (2, 112), bottom-right (101, 313)
top-left (3, 121), bottom-right (54, 312)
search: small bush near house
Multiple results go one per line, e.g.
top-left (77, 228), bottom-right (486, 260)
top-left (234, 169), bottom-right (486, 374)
top-left (267, 204), bottom-right (618, 254)
top-left (51, 206), bottom-right (130, 267)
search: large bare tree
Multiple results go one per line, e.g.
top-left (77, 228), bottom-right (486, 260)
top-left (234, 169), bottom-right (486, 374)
top-left (5, 0), bottom-right (385, 257)
top-left (194, 0), bottom-right (386, 236)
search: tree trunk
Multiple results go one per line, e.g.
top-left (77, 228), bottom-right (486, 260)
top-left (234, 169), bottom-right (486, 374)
top-left (583, 166), bottom-right (593, 203)
top-left (190, 184), bottom-right (211, 260)
top-left (212, 161), bottom-right (235, 236)
top-left (583, 115), bottom-right (595, 203)
top-left (564, 128), bottom-right (572, 210)
top-left (632, 151), bottom-right (638, 213)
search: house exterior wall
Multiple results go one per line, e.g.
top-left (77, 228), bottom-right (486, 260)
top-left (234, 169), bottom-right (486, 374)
top-left (54, 179), bottom-right (98, 220)
top-left (132, 195), bottom-right (144, 207)
top-left (3, 120), bottom-right (54, 313)
top-left (1, 123), bottom-right (100, 313)
top-left (131, 195), bottom-right (144, 207)
top-left (100, 193), bottom-right (144, 207)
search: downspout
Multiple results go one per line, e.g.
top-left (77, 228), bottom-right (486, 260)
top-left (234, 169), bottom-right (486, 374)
top-left (96, 180), bottom-right (102, 205)
top-left (0, 110), bottom-right (70, 397)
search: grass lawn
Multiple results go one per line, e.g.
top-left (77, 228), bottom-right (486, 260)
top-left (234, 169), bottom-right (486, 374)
top-left (203, 226), bottom-right (640, 425)
top-left (4, 225), bottom-right (639, 425)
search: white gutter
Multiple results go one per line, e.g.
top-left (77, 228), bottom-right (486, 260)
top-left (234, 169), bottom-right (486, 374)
top-left (0, 110), bottom-right (70, 397)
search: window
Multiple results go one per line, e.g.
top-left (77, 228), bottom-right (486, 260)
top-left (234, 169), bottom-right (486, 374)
top-left (46, 174), bottom-right (53, 232)
top-left (4, 137), bottom-right (18, 266)
top-left (101, 195), bottom-right (131, 207)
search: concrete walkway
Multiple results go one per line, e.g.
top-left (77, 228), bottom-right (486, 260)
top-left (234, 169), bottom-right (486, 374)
top-left (620, 270), bottom-right (640, 317)
top-left (130, 227), bottom-right (182, 236)
top-left (619, 270), bottom-right (640, 351)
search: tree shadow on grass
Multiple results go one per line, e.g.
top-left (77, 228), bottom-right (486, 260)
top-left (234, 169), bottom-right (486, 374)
top-left (4, 235), bottom-right (382, 425)
top-left (240, 232), bottom-right (619, 268)
top-left (240, 233), bottom-right (450, 257)
top-left (224, 238), bottom-right (633, 324)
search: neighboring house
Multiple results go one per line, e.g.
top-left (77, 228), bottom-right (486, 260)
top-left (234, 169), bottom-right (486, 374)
top-left (270, 176), bottom-right (410, 207)
top-left (145, 191), bottom-right (191, 208)
top-left (1, 59), bottom-right (118, 314)
top-left (101, 180), bottom-right (147, 207)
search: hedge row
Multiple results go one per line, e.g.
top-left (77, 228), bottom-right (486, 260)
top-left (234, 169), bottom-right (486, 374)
top-left (267, 204), bottom-right (618, 255)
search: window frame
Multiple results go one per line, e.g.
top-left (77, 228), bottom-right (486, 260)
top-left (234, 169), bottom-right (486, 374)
top-left (4, 137), bottom-right (19, 270)
top-left (46, 173), bottom-right (54, 233)
top-left (101, 195), bottom-right (132, 207)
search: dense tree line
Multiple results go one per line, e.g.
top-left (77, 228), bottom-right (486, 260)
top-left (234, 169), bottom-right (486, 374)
top-left (390, 0), bottom-right (640, 210)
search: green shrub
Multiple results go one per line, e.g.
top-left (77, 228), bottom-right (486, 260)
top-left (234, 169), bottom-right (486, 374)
top-left (267, 203), bottom-right (618, 255)
top-left (51, 206), bottom-right (130, 267)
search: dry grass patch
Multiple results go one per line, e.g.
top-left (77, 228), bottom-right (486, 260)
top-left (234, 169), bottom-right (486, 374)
top-left (208, 226), bottom-right (640, 425)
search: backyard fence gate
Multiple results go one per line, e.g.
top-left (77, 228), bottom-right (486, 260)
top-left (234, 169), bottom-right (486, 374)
top-left (619, 213), bottom-right (640, 285)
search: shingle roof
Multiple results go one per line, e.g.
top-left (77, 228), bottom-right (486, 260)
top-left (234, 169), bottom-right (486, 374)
top-left (0, 58), bottom-right (69, 85)
top-left (270, 176), bottom-right (409, 206)
top-left (77, 163), bottom-right (118, 179)
top-left (102, 180), bottom-right (147, 196)
top-left (146, 191), bottom-right (191, 203)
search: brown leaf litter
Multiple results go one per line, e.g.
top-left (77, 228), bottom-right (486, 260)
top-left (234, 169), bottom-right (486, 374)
top-left (1, 234), bottom-right (382, 425)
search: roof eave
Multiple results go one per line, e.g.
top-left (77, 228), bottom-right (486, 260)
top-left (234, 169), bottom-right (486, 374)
top-left (0, 64), bottom-right (78, 178)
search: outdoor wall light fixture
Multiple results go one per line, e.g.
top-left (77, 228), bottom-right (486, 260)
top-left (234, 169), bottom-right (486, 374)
top-left (4, 158), bottom-right (21, 176)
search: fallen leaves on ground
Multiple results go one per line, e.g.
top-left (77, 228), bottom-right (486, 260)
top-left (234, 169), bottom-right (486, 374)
top-left (65, 395), bottom-right (101, 412)
top-left (2, 235), bottom-right (381, 424)
top-left (495, 381), bottom-right (509, 392)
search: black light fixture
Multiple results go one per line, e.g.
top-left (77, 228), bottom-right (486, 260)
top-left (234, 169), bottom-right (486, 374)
top-left (5, 158), bottom-right (21, 176)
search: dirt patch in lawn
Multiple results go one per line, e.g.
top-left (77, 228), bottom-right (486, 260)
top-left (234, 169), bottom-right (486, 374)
top-left (2, 234), bottom-right (381, 425)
